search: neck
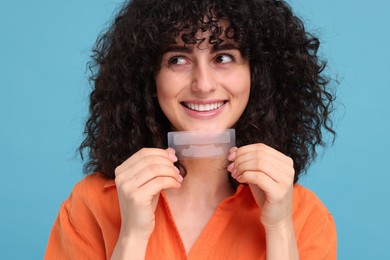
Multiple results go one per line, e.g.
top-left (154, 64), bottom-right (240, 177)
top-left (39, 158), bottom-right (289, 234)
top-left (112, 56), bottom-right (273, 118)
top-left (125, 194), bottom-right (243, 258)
top-left (166, 157), bottom-right (234, 207)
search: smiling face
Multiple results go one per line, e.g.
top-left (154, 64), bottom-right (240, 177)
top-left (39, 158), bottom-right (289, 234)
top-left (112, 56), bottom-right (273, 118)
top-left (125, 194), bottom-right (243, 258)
top-left (155, 27), bottom-right (251, 132)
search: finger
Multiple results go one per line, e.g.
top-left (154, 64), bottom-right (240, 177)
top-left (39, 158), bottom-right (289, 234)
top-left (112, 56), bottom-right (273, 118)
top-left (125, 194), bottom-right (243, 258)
top-left (128, 148), bottom-right (178, 168)
top-left (135, 176), bottom-right (182, 200)
top-left (234, 155), bottom-right (293, 183)
top-left (233, 157), bottom-right (282, 183)
top-left (166, 147), bottom-right (177, 156)
top-left (116, 155), bottom-right (179, 182)
top-left (233, 144), bottom-right (293, 166)
top-left (230, 144), bottom-right (294, 182)
top-left (228, 146), bottom-right (238, 161)
top-left (237, 170), bottom-right (278, 197)
top-left (116, 164), bottom-right (182, 191)
top-left (116, 148), bottom-right (177, 175)
top-left (135, 163), bottom-right (183, 187)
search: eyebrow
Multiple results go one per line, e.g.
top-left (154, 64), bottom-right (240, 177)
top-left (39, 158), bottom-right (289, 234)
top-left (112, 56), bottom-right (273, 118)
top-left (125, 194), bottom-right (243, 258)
top-left (163, 43), bottom-right (240, 54)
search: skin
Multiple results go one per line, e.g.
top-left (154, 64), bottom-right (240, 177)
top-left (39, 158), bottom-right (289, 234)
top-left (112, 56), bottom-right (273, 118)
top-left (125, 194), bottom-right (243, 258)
top-left (228, 144), bottom-right (299, 259)
top-left (155, 24), bottom-right (250, 131)
top-left (111, 27), bottom-right (299, 260)
top-left (112, 147), bottom-right (182, 259)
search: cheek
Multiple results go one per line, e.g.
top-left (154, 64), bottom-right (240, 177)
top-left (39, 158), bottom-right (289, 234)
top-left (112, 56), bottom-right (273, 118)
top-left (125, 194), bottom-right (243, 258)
top-left (229, 71), bottom-right (251, 98)
top-left (242, 71), bottom-right (251, 97)
top-left (156, 88), bottom-right (172, 114)
top-left (155, 76), bottom-right (181, 121)
top-left (155, 70), bottom-right (184, 98)
top-left (155, 73), bottom-right (173, 101)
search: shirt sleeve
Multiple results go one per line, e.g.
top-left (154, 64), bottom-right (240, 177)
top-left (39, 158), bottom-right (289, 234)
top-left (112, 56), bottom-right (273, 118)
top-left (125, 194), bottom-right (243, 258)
top-left (44, 184), bottom-right (107, 260)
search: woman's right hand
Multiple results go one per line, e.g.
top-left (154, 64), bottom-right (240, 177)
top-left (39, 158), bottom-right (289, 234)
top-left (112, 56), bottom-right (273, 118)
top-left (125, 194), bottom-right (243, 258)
top-left (111, 147), bottom-right (182, 259)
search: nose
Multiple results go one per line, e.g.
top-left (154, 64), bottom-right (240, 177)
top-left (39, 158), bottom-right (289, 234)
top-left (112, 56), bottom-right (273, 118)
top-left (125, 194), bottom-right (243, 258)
top-left (191, 62), bottom-right (216, 94)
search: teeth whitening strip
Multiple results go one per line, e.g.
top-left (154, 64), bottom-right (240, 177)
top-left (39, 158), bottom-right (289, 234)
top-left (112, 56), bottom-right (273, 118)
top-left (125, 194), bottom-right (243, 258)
top-left (167, 129), bottom-right (236, 159)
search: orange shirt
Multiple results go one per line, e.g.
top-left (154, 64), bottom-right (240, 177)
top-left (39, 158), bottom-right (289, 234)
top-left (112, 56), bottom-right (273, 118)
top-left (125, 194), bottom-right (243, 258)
top-left (45, 173), bottom-right (337, 259)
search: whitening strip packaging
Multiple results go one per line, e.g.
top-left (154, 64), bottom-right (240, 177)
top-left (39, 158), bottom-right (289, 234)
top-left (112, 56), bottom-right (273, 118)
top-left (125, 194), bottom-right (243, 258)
top-left (167, 129), bottom-right (235, 159)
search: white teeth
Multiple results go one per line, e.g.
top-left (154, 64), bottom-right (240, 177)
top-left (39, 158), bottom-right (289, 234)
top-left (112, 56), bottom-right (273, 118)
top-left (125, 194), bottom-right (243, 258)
top-left (185, 102), bottom-right (224, 111)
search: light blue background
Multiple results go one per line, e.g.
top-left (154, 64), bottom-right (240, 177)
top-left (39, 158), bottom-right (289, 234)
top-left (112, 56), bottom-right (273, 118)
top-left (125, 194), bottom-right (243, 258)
top-left (1, 0), bottom-right (389, 259)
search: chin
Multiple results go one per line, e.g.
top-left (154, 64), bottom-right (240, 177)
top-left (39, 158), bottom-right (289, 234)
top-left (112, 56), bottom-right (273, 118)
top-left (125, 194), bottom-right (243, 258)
top-left (176, 124), bottom-right (233, 132)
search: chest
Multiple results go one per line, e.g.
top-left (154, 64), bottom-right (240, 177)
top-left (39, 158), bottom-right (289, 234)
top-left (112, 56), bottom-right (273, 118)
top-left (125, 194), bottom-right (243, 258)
top-left (145, 189), bottom-right (266, 259)
top-left (169, 203), bottom-right (217, 255)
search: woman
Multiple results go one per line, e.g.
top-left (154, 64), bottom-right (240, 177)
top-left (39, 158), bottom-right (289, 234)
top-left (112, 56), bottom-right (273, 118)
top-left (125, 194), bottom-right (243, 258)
top-left (45, 0), bottom-right (337, 259)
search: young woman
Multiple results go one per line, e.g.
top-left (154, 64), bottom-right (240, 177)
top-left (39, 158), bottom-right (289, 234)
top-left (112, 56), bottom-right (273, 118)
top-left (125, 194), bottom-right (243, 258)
top-left (45, 0), bottom-right (337, 259)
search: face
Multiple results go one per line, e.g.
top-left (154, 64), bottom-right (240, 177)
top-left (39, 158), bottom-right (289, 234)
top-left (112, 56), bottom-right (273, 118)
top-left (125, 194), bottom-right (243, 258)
top-left (155, 28), bottom-right (250, 132)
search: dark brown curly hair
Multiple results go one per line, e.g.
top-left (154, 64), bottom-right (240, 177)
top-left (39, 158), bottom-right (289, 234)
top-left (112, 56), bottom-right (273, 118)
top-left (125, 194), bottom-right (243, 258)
top-left (79, 0), bottom-right (336, 183)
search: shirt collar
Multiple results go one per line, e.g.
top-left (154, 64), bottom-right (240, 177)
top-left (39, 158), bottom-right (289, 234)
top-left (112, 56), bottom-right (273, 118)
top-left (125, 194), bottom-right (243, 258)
top-left (103, 179), bottom-right (116, 189)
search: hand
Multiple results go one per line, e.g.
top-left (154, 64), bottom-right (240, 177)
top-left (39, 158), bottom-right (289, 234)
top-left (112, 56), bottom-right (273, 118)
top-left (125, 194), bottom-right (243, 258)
top-left (227, 144), bottom-right (295, 230)
top-left (114, 148), bottom-right (183, 240)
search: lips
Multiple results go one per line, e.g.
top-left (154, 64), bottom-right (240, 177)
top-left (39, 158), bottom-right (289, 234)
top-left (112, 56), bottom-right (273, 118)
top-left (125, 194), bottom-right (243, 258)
top-left (182, 101), bottom-right (226, 112)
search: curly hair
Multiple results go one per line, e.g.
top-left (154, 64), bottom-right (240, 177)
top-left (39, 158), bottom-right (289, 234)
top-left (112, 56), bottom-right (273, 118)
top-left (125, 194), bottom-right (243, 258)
top-left (79, 0), bottom-right (336, 183)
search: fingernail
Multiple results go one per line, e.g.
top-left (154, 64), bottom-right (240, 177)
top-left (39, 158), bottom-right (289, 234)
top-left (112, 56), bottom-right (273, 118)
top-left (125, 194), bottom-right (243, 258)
top-left (232, 169), bottom-right (238, 178)
top-left (169, 153), bottom-right (178, 162)
top-left (177, 173), bottom-right (184, 182)
top-left (228, 152), bottom-right (236, 161)
top-left (227, 162), bottom-right (234, 172)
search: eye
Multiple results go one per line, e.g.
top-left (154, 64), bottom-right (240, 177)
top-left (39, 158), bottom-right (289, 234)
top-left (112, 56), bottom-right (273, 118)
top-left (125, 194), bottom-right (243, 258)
top-left (169, 56), bottom-right (187, 65)
top-left (215, 54), bottom-right (234, 64)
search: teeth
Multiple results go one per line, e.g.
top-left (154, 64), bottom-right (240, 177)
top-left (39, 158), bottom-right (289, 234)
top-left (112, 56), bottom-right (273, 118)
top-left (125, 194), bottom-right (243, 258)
top-left (185, 102), bottom-right (224, 111)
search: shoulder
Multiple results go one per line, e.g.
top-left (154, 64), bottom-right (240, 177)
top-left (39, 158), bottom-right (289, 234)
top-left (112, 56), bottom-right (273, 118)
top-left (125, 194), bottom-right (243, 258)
top-left (65, 173), bottom-right (118, 223)
top-left (292, 184), bottom-right (332, 220)
top-left (292, 184), bottom-right (336, 238)
top-left (71, 172), bottom-right (116, 198)
top-left (46, 173), bottom-right (119, 258)
top-left (292, 185), bottom-right (337, 257)
top-left (293, 184), bottom-right (328, 209)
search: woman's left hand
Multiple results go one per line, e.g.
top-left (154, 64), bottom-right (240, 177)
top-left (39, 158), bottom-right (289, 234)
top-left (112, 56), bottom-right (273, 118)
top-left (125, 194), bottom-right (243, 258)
top-left (228, 144), bottom-right (295, 230)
